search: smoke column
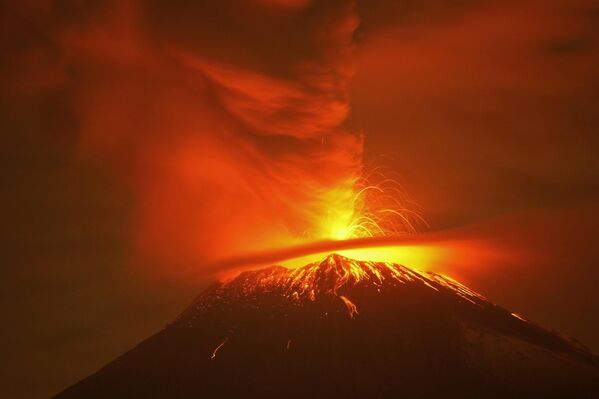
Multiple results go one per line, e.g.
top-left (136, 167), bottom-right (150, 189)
top-left (5, 0), bottom-right (370, 276)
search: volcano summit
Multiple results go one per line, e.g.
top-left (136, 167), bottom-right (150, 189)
top-left (55, 254), bottom-right (598, 398)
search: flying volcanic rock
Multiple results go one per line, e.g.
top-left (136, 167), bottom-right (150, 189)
top-left (55, 254), bottom-right (598, 398)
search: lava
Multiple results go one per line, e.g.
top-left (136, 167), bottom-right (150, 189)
top-left (210, 337), bottom-right (229, 360)
top-left (192, 253), bottom-right (489, 316)
top-left (339, 295), bottom-right (359, 318)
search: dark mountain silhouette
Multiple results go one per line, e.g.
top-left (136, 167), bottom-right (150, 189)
top-left (55, 254), bottom-right (598, 398)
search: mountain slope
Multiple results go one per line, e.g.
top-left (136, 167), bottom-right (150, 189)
top-left (55, 254), bottom-right (598, 398)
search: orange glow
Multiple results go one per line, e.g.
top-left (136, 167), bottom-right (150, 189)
top-left (310, 172), bottom-right (428, 242)
top-left (280, 245), bottom-right (441, 272)
top-left (211, 232), bottom-right (512, 292)
top-left (51, 0), bottom-right (365, 278)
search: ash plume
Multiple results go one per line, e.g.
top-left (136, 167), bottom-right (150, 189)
top-left (3, 0), bottom-right (364, 275)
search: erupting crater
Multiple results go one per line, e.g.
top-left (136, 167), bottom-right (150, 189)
top-left (188, 253), bottom-right (486, 319)
top-left (56, 254), bottom-right (599, 399)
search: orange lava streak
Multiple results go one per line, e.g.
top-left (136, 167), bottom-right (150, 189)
top-left (339, 295), bottom-right (359, 318)
top-left (511, 312), bottom-right (527, 322)
top-left (210, 337), bottom-right (229, 359)
top-left (216, 254), bottom-right (488, 310)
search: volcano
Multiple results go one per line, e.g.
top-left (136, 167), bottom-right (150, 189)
top-left (55, 254), bottom-right (598, 398)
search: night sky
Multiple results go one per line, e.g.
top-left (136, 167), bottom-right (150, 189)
top-left (1, 1), bottom-right (598, 398)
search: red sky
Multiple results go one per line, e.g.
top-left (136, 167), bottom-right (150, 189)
top-left (1, 0), bottom-right (598, 397)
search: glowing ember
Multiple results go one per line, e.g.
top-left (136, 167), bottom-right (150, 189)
top-left (210, 337), bottom-right (229, 359)
top-left (196, 253), bottom-right (488, 318)
top-left (511, 312), bottom-right (527, 322)
top-left (339, 295), bottom-right (359, 318)
top-left (283, 253), bottom-right (487, 307)
top-left (312, 173), bottom-right (428, 242)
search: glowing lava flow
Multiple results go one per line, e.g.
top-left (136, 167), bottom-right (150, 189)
top-left (200, 254), bottom-right (488, 320)
top-left (339, 296), bottom-right (359, 318)
top-left (281, 254), bottom-right (487, 309)
top-left (210, 337), bottom-right (229, 360)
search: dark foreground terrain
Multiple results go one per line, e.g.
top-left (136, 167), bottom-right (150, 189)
top-left (55, 254), bottom-right (598, 398)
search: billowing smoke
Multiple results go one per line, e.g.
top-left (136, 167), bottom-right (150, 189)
top-left (4, 0), bottom-right (363, 275)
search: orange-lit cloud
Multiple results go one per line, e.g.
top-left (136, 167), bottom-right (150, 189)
top-left (2, 3), bottom-right (599, 397)
top-left (352, 0), bottom-right (598, 226)
top-left (4, 1), bottom-right (370, 275)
